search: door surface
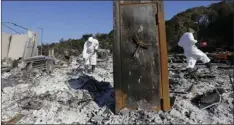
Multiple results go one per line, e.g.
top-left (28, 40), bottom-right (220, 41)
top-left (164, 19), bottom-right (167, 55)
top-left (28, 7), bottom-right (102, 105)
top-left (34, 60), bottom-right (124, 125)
top-left (114, 1), bottom-right (162, 112)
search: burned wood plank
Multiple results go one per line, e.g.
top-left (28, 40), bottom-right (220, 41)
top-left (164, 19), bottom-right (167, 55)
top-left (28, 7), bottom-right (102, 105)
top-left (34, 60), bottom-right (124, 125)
top-left (217, 66), bottom-right (234, 69)
top-left (185, 73), bottom-right (216, 79)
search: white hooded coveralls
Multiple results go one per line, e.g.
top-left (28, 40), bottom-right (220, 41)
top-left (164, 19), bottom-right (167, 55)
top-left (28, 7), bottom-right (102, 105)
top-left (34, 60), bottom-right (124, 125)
top-left (82, 37), bottom-right (99, 65)
top-left (178, 32), bottom-right (210, 69)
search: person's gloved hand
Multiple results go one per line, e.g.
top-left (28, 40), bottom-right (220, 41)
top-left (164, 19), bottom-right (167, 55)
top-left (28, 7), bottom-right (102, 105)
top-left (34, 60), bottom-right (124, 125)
top-left (200, 41), bottom-right (207, 48)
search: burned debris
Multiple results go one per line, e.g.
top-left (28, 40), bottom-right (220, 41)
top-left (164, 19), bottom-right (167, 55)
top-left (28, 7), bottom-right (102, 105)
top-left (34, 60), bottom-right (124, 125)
top-left (1, 54), bottom-right (233, 124)
top-left (191, 89), bottom-right (221, 110)
top-left (1, 1), bottom-right (233, 124)
top-left (24, 56), bottom-right (55, 73)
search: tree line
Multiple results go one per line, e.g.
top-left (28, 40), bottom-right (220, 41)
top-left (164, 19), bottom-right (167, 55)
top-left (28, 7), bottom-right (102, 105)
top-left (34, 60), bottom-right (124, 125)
top-left (39, 1), bottom-right (233, 56)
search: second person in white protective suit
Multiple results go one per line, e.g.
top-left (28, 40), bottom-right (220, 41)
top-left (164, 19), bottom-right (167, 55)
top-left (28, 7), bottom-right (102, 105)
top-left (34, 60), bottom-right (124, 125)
top-left (178, 28), bottom-right (215, 72)
top-left (82, 37), bottom-right (99, 73)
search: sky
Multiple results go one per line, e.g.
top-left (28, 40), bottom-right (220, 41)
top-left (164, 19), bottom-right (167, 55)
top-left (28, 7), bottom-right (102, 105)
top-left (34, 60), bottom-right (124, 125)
top-left (2, 1), bottom-right (219, 44)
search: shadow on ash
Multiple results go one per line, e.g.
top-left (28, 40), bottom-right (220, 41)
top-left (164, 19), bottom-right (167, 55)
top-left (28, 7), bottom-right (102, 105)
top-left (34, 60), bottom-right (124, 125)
top-left (68, 74), bottom-right (115, 112)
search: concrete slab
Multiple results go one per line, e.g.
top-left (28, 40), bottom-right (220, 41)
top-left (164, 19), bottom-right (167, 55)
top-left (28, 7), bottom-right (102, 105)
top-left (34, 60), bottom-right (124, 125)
top-left (7, 34), bottom-right (27, 60)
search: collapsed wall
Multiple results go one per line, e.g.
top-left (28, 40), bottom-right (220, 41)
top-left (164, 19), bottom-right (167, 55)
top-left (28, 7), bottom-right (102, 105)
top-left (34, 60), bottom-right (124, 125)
top-left (1, 31), bottom-right (39, 60)
top-left (23, 31), bottom-right (39, 59)
top-left (7, 34), bottom-right (28, 60)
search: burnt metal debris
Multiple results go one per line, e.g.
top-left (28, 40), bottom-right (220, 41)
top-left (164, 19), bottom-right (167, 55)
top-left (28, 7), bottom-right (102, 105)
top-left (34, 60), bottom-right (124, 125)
top-left (191, 89), bottom-right (221, 110)
top-left (24, 56), bottom-right (55, 73)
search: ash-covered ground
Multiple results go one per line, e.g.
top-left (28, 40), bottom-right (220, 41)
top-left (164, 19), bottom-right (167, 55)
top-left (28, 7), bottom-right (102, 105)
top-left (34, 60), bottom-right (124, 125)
top-left (1, 56), bottom-right (233, 124)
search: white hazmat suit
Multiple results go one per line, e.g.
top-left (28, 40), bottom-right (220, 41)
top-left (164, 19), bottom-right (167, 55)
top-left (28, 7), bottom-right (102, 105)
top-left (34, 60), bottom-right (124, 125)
top-left (82, 37), bottom-right (99, 66)
top-left (178, 32), bottom-right (210, 69)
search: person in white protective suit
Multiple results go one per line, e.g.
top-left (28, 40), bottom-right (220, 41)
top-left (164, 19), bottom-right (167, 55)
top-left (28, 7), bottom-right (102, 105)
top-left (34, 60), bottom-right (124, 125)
top-left (82, 37), bottom-right (99, 73)
top-left (178, 28), bottom-right (215, 72)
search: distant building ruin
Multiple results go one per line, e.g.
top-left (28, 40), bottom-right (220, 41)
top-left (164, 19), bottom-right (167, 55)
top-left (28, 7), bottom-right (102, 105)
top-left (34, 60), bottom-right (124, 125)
top-left (1, 31), bottom-right (38, 60)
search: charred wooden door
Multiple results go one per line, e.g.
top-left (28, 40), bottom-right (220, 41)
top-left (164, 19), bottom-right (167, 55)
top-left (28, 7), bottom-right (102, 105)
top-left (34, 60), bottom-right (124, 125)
top-left (114, 0), bottom-right (170, 113)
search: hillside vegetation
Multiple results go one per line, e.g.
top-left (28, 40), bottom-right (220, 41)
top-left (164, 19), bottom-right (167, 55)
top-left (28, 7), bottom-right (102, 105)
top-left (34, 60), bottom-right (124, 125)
top-left (166, 1), bottom-right (234, 53)
top-left (39, 31), bottom-right (113, 56)
top-left (39, 1), bottom-right (233, 56)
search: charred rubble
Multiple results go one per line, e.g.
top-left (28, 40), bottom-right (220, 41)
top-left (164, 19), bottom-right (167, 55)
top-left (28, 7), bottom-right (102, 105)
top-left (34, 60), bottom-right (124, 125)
top-left (1, 54), bottom-right (233, 124)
